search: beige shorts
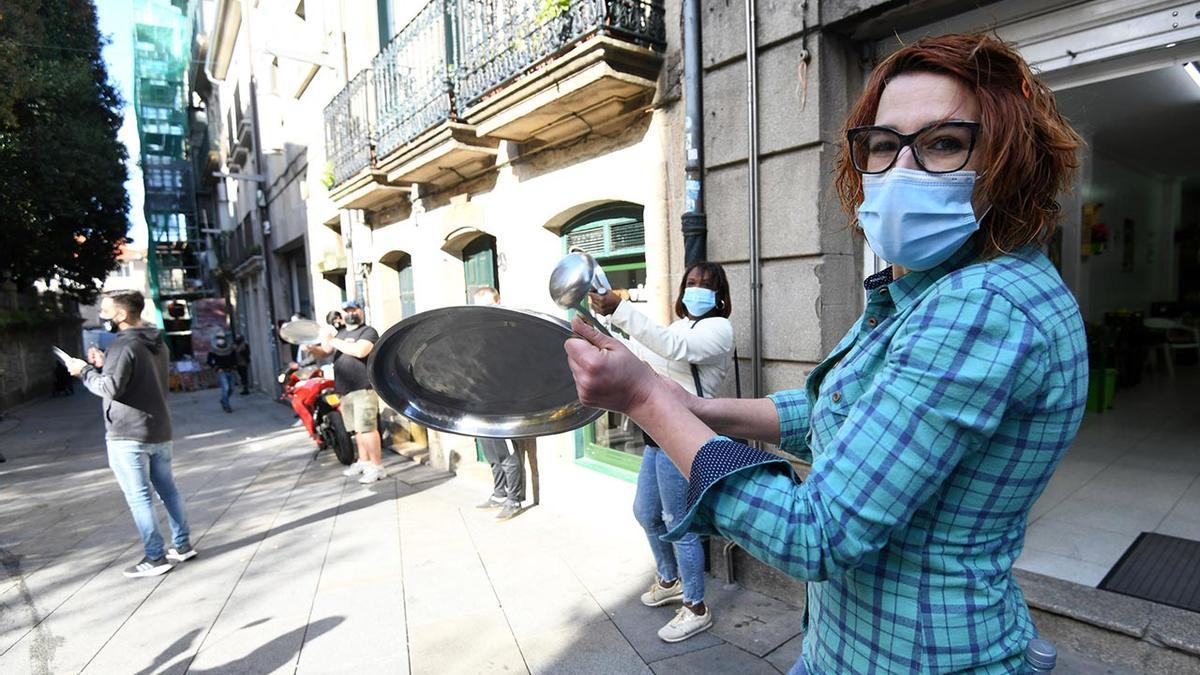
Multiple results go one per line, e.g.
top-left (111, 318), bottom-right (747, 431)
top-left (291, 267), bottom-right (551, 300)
top-left (339, 389), bottom-right (379, 434)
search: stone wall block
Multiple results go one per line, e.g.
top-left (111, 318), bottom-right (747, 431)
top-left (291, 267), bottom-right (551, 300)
top-left (702, 60), bottom-right (750, 168)
top-left (758, 36), bottom-right (822, 156)
top-left (705, 164), bottom-right (750, 264)
top-left (760, 147), bottom-right (822, 259)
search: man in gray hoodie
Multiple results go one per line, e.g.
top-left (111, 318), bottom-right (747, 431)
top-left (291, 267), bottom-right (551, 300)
top-left (67, 290), bottom-right (197, 578)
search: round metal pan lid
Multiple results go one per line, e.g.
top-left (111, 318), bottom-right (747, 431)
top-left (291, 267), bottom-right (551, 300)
top-left (278, 319), bottom-right (324, 345)
top-left (367, 305), bottom-right (601, 439)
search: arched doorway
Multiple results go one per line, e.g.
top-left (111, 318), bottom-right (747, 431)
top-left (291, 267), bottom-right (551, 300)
top-left (561, 202), bottom-right (648, 477)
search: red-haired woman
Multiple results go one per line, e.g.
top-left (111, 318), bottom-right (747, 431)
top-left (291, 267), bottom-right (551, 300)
top-left (566, 34), bottom-right (1087, 674)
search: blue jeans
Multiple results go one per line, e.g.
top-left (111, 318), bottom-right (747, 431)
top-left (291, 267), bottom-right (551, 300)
top-left (107, 440), bottom-right (191, 560)
top-left (217, 371), bottom-right (236, 409)
top-left (632, 445), bottom-right (705, 604)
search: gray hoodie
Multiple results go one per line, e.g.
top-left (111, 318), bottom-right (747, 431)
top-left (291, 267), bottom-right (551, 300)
top-left (81, 326), bottom-right (173, 443)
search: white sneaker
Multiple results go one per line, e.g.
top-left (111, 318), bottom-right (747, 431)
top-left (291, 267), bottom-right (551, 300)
top-left (358, 464), bottom-right (387, 484)
top-left (342, 461), bottom-right (366, 477)
top-left (640, 577), bottom-right (684, 607)
top-left (657, 605), bottom-right (713, 643)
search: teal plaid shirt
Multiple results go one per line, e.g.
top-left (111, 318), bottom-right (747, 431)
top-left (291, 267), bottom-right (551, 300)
top-left (665, 246), bottom-right (1088, 674)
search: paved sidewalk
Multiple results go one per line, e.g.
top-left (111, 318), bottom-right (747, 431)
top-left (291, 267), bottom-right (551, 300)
top-left (0, 390), bottom-right (808, 674)
top-left (0, 390), bottom-right (1140, 674)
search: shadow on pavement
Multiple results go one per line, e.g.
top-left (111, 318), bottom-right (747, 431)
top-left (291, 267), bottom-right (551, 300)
top-left (195, 470), bottom-right (451, 561)
top-left (148, 617), bottom-right (344, 675)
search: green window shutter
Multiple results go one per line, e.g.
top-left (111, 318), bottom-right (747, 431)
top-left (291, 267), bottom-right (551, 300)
top-left (562, 203), bottom-right (645, 261)
top-left (462, 235), bottom-right (498, 302)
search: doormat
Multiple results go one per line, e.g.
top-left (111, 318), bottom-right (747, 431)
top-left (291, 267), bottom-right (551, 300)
top-left (1099, 532), bottom-right (1200, 613)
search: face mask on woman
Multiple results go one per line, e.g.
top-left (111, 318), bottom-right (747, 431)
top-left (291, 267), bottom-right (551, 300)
top-left (857, 168), bottom-right (981, 271)
top-left (682, 287), bottom-right (717, 317)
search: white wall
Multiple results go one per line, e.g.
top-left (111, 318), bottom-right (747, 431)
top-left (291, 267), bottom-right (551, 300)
top-left (1081, 153), bottom-right (1180, 319)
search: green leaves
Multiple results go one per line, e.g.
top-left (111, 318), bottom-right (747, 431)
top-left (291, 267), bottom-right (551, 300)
top-left (0, 0), bottom-right (129, 303)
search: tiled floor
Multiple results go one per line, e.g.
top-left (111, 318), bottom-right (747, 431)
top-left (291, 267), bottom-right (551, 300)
top-left (1016, 365), bottom-right (1200, 587)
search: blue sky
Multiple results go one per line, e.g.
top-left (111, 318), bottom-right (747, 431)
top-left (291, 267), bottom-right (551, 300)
top-left (95, 0), bottom-right (147, 246)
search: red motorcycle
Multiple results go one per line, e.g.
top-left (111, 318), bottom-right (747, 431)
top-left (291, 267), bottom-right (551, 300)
top-left (279, 365), bottom-right (356, 465)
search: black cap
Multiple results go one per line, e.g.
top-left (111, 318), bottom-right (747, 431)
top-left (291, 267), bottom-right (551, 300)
top-left (341, 300), bottom-right (362, 310)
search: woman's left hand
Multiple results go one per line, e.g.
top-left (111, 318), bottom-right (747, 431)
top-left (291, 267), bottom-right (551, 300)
top-left (564, 315), bottom-right (659, 414)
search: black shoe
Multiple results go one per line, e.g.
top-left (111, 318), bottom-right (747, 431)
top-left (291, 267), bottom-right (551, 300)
top-left (476, 497), bottom-right (504, 509)
top-left (166, 543), bottom-right (198, 562)
top-left (124, 556), bottom-right (173, 578)
top-left (223, 405), bottom-right (232, 413)
top-left (240, 390), bottom-right (250, 395)
top-left (496, 502), bottom-right (521, 521)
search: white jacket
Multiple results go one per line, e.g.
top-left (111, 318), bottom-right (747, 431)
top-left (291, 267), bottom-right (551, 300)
top-left (609, 300), bottom-right (734, 398)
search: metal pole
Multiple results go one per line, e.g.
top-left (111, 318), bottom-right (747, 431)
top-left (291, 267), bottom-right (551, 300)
top-left (745, 0), bottom-right (762, 399)
top-left (243, 2), bottom-right (282, 391)
top-left (681, 0), bottom-right (706, 267)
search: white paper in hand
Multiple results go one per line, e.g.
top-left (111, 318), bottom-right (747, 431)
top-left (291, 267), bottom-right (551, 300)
top-left (52, 346), bottom-right (73, 365)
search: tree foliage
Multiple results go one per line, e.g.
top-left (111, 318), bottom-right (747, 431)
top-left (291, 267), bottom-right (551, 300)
top-left (0, 0), bottom-right (130, 303)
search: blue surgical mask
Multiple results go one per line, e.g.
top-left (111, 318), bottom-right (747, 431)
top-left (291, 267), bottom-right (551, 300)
top-left (857, 168), bottom-right (980, 271)
top-left (682, 287), bottom-right (717, 317)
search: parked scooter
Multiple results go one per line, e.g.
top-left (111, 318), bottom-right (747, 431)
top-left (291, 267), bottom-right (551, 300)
top-left (278, 364), bottom-right (356, 465)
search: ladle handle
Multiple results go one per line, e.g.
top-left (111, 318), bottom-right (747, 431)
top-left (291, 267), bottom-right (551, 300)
top-left (574, 303), bottom-right (612, 338)
top-left (590, 262), bottom-right (612, 295)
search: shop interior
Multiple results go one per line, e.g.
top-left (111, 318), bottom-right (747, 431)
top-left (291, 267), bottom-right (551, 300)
top-left (1016, 62), bottom-right (1200, 586)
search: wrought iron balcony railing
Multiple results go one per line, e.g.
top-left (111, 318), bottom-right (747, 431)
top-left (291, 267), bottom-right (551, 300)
top-left (323, 68), bottom-right (376, 186)
top-left (456, 0), bottom-right (665, 109)
top-left (321, 0), bottom-right (665, 190)
top-left (372, 0), bottom-right (457, 159)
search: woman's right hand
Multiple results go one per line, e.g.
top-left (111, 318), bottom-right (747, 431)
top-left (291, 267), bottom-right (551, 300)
top-left (587, 290), bottom-right (622, 317)
top-left (564, 315), bottom-right (658, 414)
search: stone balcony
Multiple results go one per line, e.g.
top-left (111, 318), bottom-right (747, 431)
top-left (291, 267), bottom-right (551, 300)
top-left (457, 0), bottom-right (664, 147)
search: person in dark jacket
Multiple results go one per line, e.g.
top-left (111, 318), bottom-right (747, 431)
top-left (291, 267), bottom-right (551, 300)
top-left (67, 290), bottom-right (197, 578)
top-left (207, 334), bottom-right (239, 413)
top-left (233, 335), bottom-right (251, 395)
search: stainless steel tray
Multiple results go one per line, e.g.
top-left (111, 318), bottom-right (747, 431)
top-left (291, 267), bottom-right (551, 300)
top-left (367, 305), bottom-right (601, 438)
top-left (278, 319), bottom-right (323, 345)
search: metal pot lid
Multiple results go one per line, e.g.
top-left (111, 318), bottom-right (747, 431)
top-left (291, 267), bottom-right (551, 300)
top-left (367, 305), bottom-right (601, 439)
top-left (278, 319), bottom-right (323, 345)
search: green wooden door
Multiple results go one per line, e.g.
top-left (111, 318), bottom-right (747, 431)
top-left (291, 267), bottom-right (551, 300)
top-left (561, 204), bottom-right (648, 482)
top-left (462, 235), bottom-right (498, 302)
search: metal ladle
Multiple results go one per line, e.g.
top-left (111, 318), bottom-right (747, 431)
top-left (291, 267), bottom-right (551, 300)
top-left (549, 252), bottom-right (613, 336)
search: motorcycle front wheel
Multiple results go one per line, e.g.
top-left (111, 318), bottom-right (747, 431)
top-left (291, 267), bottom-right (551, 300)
top-left (326, 410), bottom-right (357, 465)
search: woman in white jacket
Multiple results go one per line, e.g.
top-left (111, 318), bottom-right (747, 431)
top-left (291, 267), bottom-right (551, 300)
top-left (589, 262), bottom-right (734, 643)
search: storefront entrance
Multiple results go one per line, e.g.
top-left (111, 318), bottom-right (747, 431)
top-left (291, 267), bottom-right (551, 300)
top-left (880, 0), bottom-right (1200, 588)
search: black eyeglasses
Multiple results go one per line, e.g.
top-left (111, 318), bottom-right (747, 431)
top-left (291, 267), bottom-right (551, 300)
top-left (846, 120), bottom-right (981, 174)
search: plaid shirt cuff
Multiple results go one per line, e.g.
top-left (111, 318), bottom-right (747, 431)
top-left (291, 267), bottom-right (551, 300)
top-left (768, 388), bottom-right (812, 460)
top-left (662, 437), bottom-right (792, 541)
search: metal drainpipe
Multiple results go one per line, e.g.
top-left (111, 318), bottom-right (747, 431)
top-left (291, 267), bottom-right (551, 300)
top-left (681, 0), bottom-right (706, 267)
top-left (244, 3), bottom-right (282, 392)
top-left (745, 0), bottom-right (763, 400)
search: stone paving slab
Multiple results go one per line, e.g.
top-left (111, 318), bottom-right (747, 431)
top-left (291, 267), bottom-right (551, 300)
top-left (704, 583), bottom-right (804, 658)
top-left (764, 634), bottom-right (804, 674)
top-left (650, 643), bottom-right (783, 675)
top-left (523, 618), bottom-right (653, 675)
